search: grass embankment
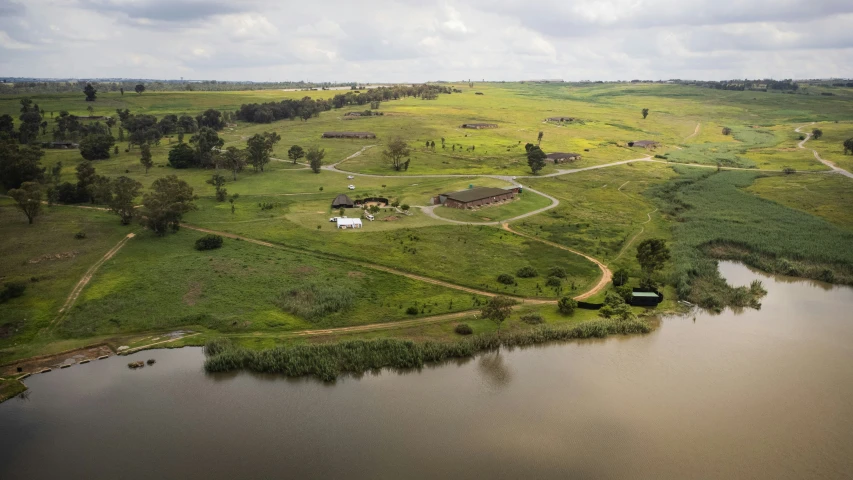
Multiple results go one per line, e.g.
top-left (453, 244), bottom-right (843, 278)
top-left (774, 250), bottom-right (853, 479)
top-left (649, 167), bottom-right (853, 309)
top-left (203, 318), bottom-right (652, 381)
top-left (0, 377), bottom-right (27, 403)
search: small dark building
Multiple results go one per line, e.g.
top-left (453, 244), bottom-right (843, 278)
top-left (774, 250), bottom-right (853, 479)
top-left (322, 132), bottom-right (377, 139)
top-left (435, 186), bottom-right (518, 209)
top-left (628, 140), bottom-right (659, 148)
top-left (461, 123), bottom-right (497, 129)
top-left (344, 112), bottom-right (363, 117)
top-left (546, 116), bottom-right (575, 122)
top-left (43, 141), bottom-right (79, 149)
top-left (630, 290), bottom-right (663, 306)
top-left (546, 152), bottom-right (582, 163)
top-left (331, 194), bottom-right (355, 209)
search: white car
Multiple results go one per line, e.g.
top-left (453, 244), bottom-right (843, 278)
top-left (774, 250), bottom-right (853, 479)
top-left (365, 214), bottom-right (375, 221)
top-left (348, 185), bottom-right (355, 190)
top-left (347, 175), bottom-right (354, 179)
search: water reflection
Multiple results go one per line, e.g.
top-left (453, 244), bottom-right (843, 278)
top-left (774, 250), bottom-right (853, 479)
top-left (477, 349), bottom-right (513, 390)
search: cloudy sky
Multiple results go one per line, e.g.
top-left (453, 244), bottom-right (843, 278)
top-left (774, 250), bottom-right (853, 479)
top-left (1, 0), bottom-right (852, 82)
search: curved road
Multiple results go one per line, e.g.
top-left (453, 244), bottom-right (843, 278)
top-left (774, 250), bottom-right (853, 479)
top-left (795, 123), bottom-right (853, 178)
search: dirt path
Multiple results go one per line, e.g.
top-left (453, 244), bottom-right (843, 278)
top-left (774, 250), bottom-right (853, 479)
top-left (50, 233), bottom-right (136, 329)
top-left (684, 122), bottom-right (701, 141)
top-left (501, 224), bottom-right (611, 300)
top-left (795, 123), bottom-right (853, 179)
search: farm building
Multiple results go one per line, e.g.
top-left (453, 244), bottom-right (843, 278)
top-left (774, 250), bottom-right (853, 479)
top-left (546, 116), bottom-right (575, 122)
top-left (546, 152), bottom-right (582, 163)
top-left (331, 194), bottom-right (355, 209)
top-left (336, 218), bottom-right (363, 229)
top-left (628, 140), bottom-right (659, 148)
top-left (630, 290), bottom-right (663, 306)
top-left (461, 123), bottom-right (497, 129)
top-left (344, 112), bottom-right (363, 117)
top-left (434, 186), bottom-right (518, 209)
top-left (42, 141), bottom-right (79, 149)
top-left (322, 132), bottom-right (377, 139)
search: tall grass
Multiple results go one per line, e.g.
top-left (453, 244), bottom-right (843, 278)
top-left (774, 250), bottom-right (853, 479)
top-left (275, 282), bottom-right (356, 321)
top-left (203, 319), bottom-right (652, 381)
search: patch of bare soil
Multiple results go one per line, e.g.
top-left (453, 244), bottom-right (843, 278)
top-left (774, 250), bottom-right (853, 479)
top-left (293, 265), bottom-right (316, 275)
top-left (382, 216), bottom-right (400, 221)
top-left (347, 271), bottom-right (365, 278)
top-left (0, 344), bottom-right (114, 375)
top-left (28, 251), bottom-right (79, 264)
top-left (182, 282), bottom-right (202, 306)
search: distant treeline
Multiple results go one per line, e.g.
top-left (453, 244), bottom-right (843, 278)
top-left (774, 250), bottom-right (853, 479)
top-left (236, 84), bottom-right (452, 124)
top-left (0, 80), bottom-right (356, 95)
top-left (674, 79), bottom-right (801, 91)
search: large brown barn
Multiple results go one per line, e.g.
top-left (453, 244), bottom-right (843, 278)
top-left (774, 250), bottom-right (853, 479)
top-left (434, 187), bottom-right (518, 209)
top-left (322, 132), bottom-right (376, 139)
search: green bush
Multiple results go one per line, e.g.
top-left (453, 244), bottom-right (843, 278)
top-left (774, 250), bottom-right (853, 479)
top-left (454, 323), bottom-right (473, 335)
top-left (0, 282), bottom-right (27, 303)
top-left (406, 306), bottom-right (419, 315)
top-left (548, 266), bottom-right (567, 278)
top-left (74, 231), bottom-right (87, 239)
top-left (545, 276), bottom-right (561, 287)
top-left (194, 234), bottom-right (223, 251)
top-left (276, 283), bottom-right (356, 320)
top-left (497, 273), bottom-right (515, 285)
top-left (557, 296), bottom-right (577, 315)
top-left (520, 313), bottom-right (544, 324)
top-left (516, 266), bottom-right (538, 278)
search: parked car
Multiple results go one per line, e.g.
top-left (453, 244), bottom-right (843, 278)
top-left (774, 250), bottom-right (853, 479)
top-left (348, 185), bottom-right (355, 190)
top-left (347, 175), bottom-right (354, 179)
top-left (365, 214), bottom-right (375, 221)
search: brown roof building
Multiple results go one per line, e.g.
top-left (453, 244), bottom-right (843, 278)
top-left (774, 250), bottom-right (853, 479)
top-left (546, 152), bottom-right (581, 163)
top-left (322, 132), bottom-right (377, 139)
top-left (434, 186), bottom-right (518, 209)
top-left (461, 123), bottom-right (497, 129)
top-left (546, 116), bottom-right (575, 122)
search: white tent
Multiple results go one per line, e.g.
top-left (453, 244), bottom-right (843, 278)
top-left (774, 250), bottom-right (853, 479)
top-left (336, 218), bottom-right (363, 229)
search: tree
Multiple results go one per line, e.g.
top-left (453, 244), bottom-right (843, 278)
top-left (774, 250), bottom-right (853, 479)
top-left (8, 182), bottom-right (42, 224)
top-left (527, 145), bottom-right (547, 174)
top-left (307, 146), bottom-right (325, 173)
top-left (721, 127), bottom-right (732, 135)
top-left (107, 176), bottom-right (142, 225)
top-left (139, 143), bottom-right (153, 173)
top-left (135, 84), bottom-right (145, 95)
top-left (189, 127), bottom-right (224, 168)
top-left (636, 238), bottom-right (670, 288)
top-left (228, 193), bottom-right (240, 214)
top-left (139, 175), bottom-right (197, 235)
top-left (844, 138), bottom-right (853, 155)
top-left (120, 87), bottom-right (124, 95)
top-left (0, 114), bottom-right (14, 135)
top-left (79, 133), bottom-right (115, 160)
top-left (287, 145), bottom-right (305, 164)
top-left (812, 128), bottom-right (823, 140)
top-left (246, 131), bottom-right (281, 172)
top-left (197, 109), bottom-right (226, 130)
top-left (168, 142), bottom-right (196, 168)
top-left (599, 302), bottom-right (636, 321)
top-left (0, 139), bottom-right (44, 189)
top-left (642, 108), bottom-right (649, 119)
top-left (219, 146), bottom-right (247, 180)
top-left (75, 161), bottom-right (97, 202)
top-left (86, 106), bottom-right (94, 115)
top-left (206, 174), bottom-right (228, 202)
top-left (83, 83), bottom-right (97, 102)
top-left (612, 268), bottom-right (629, 286)
top-left (537, 131), bottom-right (543, 145)
top-left (383, 137), bottom-right (411, 171)
top-left (557, 296), bottom-right (577, 315)
top-left (480, 296), bottom-right (515, 334)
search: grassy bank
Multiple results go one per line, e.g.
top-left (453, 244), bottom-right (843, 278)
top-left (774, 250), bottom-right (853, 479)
top-left (203, 318), bottom-right (652, 381)
top-left (0, 377), bottom-right (27, 403)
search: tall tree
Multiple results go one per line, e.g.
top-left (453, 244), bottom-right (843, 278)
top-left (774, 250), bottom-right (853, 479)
top-left (537, 131), bottom-right (544, 145)
top-left (642, 108), bottom-right (649, 119)
top-left (219, 146), bottom-right (247, 180)
top-left (306, 146), bottom-right (325, 173)
top-left (139, 175), bottom-right (197, 235)
top-left (383, 137), bottom-right (411, 171)
top-left (79, 133), bottom-right (115, 160)
top-left (8, 182), bottom-right (42, 224)
top-left (0, 139), bottom-right (44, 189)
top-left (140, 143), bottom-right (153, 173)
top-left (189, 127), bottom-right (224, 168)
top-left (480, 296), bottom-right (516, 335)
top-left (83, 83), bottom-right (97, 102)
top-left (120, 87), bottom-right (124, 95)
top-left (135, 84), bottom-right (145, 94)
top-left (636, 238), bottom-right (670, 288)
top-left (206, 174), bottom-right (228, 201)
top-left (107, 176), bottom-right (142, 225)
top-left (0, 114), bottom-right (14, 135)
top-left (76, 160), bottom-right (97, 203)
top-left (527, 145), bottom-right (547, 174)
top-left (812, 128), bottom-right (823, 140)
top-left (246, 131), bottom-right (281, 172)
top-left (287, 145), bottom-right (305, 164)
top-left (844, 138), bottom-right (853, 155)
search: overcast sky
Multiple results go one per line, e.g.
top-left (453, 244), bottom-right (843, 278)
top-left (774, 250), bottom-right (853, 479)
top-left (1, 0), bottom-right (852, 82)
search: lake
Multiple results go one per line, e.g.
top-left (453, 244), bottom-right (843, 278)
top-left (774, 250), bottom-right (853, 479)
top-left (2, 261), bottom-right (852, 479)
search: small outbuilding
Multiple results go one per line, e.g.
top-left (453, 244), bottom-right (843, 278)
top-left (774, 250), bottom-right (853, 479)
top-left (546, 116), bottom-right (575, 122)
top-left (43, 141), bottom-right (79, 149)
top-left (628, 140), bottom-right (659, 148)
top-left (336, 218), bottom-right (363, 229)
top-left (630, 290), bottom-right (663, 307)
top-left (331, 194), bottom-right (355, 209)
top-left (434, 186), bottom-right (518, 209)
top-left (322, 132), bottom-right (377, 139)
top-left (546, 152), bottom-right (582, 163)
top-left (461, 123), bottom-right (497, 129)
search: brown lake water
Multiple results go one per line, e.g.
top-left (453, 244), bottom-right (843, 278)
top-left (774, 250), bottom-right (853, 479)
top-left (1, 262), bottom-right (852, 479)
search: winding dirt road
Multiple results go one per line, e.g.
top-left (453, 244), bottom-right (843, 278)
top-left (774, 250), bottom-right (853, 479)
top-left (795, 123), bottom-right (853, 179)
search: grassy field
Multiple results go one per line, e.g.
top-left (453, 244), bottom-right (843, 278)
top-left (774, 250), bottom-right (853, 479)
top-left (3, 82), bottom-right (853, 366)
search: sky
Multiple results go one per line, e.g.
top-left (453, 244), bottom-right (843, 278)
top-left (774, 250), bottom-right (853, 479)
top-left (1, 0), bottom-right (852, 82)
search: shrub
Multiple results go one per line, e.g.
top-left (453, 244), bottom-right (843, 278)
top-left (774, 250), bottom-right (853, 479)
top-left (0, 282), bottom-right (27, 303)
top-left (497, 273), bottom-right (515, 285)
top-left (545, 276), bottom-right (561, 287)
top-left (276, 283), bottom-right (357, 320)
top-left (406, 306), bottom-right (419, 315)
top-left (74, 231), bottom-right (87, 239)
top-left (79, 133), bottom-right (115, 160)
top-left (520, 313), bottom-right (544, 324)
top-left (557, 296), bottom-right (577, 315)
top-left (194, 234), bottom-right (224, 251)
top-left (612, 268), bottom-right (629, 286)
top-left (722, 127), bottom-right (732, 135)
top-left (454, 323), bottom-right (473, 335)
top-left (168, 143), bottom-right (196, 169)
top-left (783, 167), bottom-right (796, 174)
top-left (516, 266), bottom-right (538, 278)
top-left (548, 266), bottom-right (567, 278)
